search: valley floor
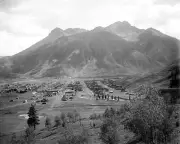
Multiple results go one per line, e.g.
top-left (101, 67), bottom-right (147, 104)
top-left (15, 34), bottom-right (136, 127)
top-left (0, 78), bottom-right (130, 144)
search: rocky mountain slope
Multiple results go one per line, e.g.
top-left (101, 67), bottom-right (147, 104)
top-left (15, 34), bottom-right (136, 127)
top-left (0, 21), bottom-right (179, 78)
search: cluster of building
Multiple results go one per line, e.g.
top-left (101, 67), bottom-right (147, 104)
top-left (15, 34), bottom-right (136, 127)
top-left (85, 80), bottom-right (134, 101)
top-left (100, 79), bottom-right (126, 92)
top-left (61, 81), bottom-right (83, 101)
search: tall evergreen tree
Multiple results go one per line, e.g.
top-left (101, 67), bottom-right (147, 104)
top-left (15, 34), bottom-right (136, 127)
top-left (27, 104), bottom-right (40, 129)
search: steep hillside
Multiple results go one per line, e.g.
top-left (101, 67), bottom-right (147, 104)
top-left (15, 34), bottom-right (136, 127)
top-left (123, 59), bottom-right (180, 89)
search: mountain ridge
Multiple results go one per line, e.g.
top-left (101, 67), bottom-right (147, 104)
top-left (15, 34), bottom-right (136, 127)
top-left (0, 21), bottom-right (179, 78)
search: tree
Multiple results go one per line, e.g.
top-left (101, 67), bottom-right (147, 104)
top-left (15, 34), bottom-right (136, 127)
top-left (169, 65), bottom-right (179, 88)
top-left (74, 111), bottom-right (81, 126)
top-left (100, 118), bottom-right (120, 144)
top-left (60, 112), bottom-right (67, 127)
top-left (54, 116), bottom-right (61, 127)
top-left (103, 108), bottom-right (111, 118)
top-left (27, 104), bottom-right (40, 130)
top-left (89, 113), bottom-right (97, 120)
top-left (103, 107), bottom-right (116, 118)
top-left (45, 117), bottom-right (51, 129)
top-left (23, 127), bottom-right (36, 144)
top-left (67, 112), bottom-right (74, 123)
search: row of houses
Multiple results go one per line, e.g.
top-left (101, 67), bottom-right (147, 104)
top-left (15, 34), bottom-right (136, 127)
top-left (94, 93), bottom-right (129, 101)
top-left (101, 79), bottom-right (126, 92)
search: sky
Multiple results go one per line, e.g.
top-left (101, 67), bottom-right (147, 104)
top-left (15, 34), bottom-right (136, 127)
top-left (0, 0), bottom-right (180, 56)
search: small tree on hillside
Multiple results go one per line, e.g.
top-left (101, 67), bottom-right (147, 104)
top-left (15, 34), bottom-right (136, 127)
top-left (27, 104), bottom-right (40, 130)
top-left (45, 117), bottom-right (52, 129)
top-left (75, 111), bottom-right (82, 126)
top-left (103, 107), bottom-right (116, 118)
top-left (67, 112), bottom-right (74, 123)
top-left (60, 112), bottom-right (67, 127)
top-left (23, 127), bottom-right (36, 144)
top-left (54, 116), bottom-right (61, 127)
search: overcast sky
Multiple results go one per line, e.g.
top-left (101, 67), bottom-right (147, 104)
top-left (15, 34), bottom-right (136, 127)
top-left (0, 0), bottom-right (180, 56)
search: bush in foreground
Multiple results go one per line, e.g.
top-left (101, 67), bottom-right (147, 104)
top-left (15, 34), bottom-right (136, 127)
top-left (10, 127), bottom-right (35, 144)
top-left (45, 117), bottom-right (52, 129)
top-left (58, 126), bottom-right (89, 144)
top-left (54, 116), bottom-right (62, 127)
top-left (99, 118), bottom-right (120, 144)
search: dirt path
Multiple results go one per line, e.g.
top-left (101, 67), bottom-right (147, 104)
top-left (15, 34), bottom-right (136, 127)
top-left (50, 92), bottom-right (63, 109)
top-left (49, 79), bottom-right (70, 109)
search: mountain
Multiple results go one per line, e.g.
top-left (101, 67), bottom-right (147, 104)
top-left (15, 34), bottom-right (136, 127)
top-left (0, 21), bottom-right (179, 78)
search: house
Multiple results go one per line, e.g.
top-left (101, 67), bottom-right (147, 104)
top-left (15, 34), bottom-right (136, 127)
top-left (64, 89), bottom-right (75, 99)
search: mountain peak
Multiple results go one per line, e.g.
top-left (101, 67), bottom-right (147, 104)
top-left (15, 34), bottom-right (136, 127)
top-left (109, 21), bottom-right (131, 27)
top-left (145, 27), bottom-right (165, 37)
top-left (92, 26), bottom-right (104, 32)
top-left (106, 21), bottom-right (136, 31)
top-left (49, 27), bottom-right (64, 37)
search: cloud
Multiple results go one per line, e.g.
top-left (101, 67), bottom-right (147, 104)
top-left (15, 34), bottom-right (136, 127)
top-left (0, 31), bottom-right (45, 56)
top-left (0, 12), bottom-right (49, 36)
top-left (154, 0), bottom-right (180, 6)
top-left (0, 0), bottom-right (26, 12)
top-left (0, 0), bottom-right (180, 56)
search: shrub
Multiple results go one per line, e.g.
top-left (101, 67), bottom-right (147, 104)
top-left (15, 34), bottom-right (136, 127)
top-left (103, 108), bottom-right (111, 118)
top-left (10, 127), bottom-right (35, 144)
top-left (103, 107), bottom-right (116, 118)
top-left (99, 118), bottom-right (120, 144)
top-left (67, 112), bottom-right (74, 123)
top-left (117, 103), bottom-right (131, 118)
top-left (54, 116), bottom-right (61, 127)
top-left (73, 110), bottom-right (81, 125)
top-left (23, 127), bottom-right (36, 144)
top-left (89, 113), bottom-right (97, 120)
top-left (59, 126), bottom-right (89, 144)
top-left (45, 117), bottom-right (51, 129)
top-left (176, 121), bottom-right (179, 127)
top-left (60, 112), bottom-right (67, 127)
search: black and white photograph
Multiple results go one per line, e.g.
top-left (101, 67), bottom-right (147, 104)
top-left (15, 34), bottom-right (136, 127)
top-left (0, 0), bottom-right (180, 143)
